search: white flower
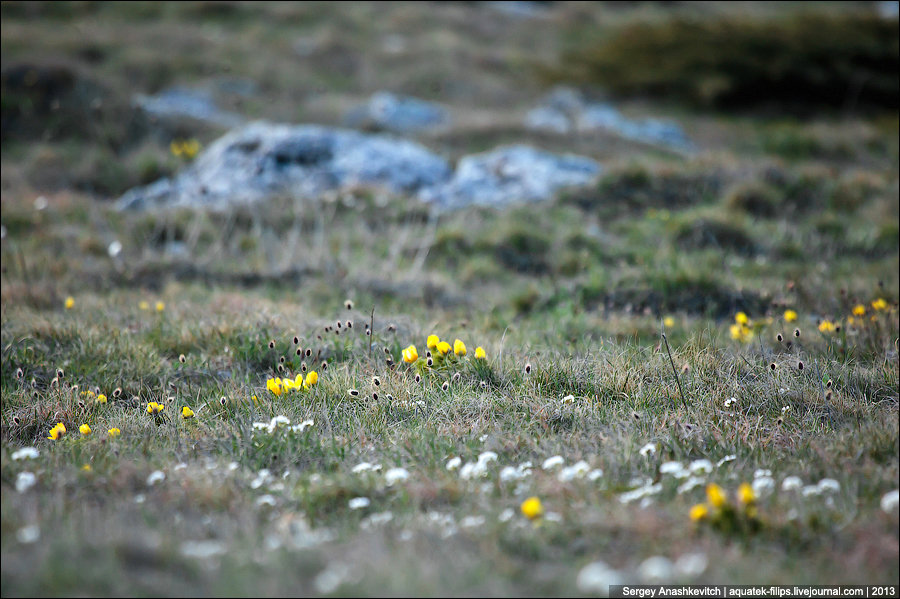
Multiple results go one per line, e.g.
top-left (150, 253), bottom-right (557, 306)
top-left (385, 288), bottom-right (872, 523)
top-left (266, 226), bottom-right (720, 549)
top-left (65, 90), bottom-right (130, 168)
top-left (781, 476), bottom-right (803, 491)
top-left (576, 561), bottom-right (624, 595)
top-left (689, 459), bottom-right (713, 474)
top-left (619, 482), bottom-right (663, 503)
top-left (12, 447), bottom-right (39, 460)
top-left (313, 563), bottom-right (350, 595)
top-left (255, 494), bottom-right (277, 507)
top-left (817, 478), bottom-right (840, 493)
top-left (558, 460), bottom-right (592, 482)
top-left (752, 476), bottom-right (776, 497)
top-left (385, 467), bottom-right (409, 486)
top-left (348, 497), bottom-right (371, 510)
top-left (544, 512), bottom-right (563, 522)
top-left (498, 508), bottom-right (515, 522)
top-left (477, 451), bottom-right (498, 465)
top-left (291, 419), bottom-right (314, 433)
top-left (754, 468), bottom-right (773, 479)
top-left (659, 462), bottom-right (685, 477)
top-left (542, 455), bottom-right (565, 470)
top-left (146, 470), bottom-right (166, 486)
top-left (352, 462), bottom-right (381, 474)
top-left (724, 397), bottom-right (737, 408)
top-left (16, 525), bottom-right (40, 544)
top-left (639, 442), bottom-right (657, 457)
top-left (676, 476), bottom-right (706, 495)
top-left (561, 394), bottom-right (575, 403)
top-left (674, 553), bottom-right (708, 579)
top-left (445, 456), bottom-right (462, 471)
top-left (802, 485), bottom-right (823, 497)
top-left (880, 490), bottom-right (900, 513)
top-left (252, 422), bottom-right (270, 430)
top-left (588, 469), bottom-right (604, 481)
top-left (173, 462), bottom-right (187, 471)
top-left (639, 556), bottom-right (674, 583)
top-left (361, 511), bottom-right (394, 530)
top-left (107, 240), bottom-right (122, 258)
top-left (716, 454), bottom-right (737, 467)
top-left (16, 471), bottom-right (37, 493)
top-left (460, 515), bottom-right (486, 528)
top-left (251, 469), bottom-right (272, 489)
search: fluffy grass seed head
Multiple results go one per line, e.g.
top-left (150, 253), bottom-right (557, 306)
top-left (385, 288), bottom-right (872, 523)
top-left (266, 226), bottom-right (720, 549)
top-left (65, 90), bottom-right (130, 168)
top-left (521, 496), bottom-right (544, 520)
top-left (79, 424), bottom-right (91, 435)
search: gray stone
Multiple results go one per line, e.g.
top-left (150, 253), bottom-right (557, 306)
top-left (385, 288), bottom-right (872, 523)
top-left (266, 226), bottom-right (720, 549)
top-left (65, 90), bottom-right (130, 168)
top-left (134, 86), bottom-right (244, 128)
top-left (345, 91), bottom-right (450, 133)
top-left (419, 145), bottom-right (601, 210)
top-left (116, 121), bottom-right (452, 210)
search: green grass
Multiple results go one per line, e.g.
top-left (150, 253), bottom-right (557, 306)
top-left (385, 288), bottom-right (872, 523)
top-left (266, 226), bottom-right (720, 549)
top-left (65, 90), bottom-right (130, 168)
top-left (2, 1), bottom-right (899, 596)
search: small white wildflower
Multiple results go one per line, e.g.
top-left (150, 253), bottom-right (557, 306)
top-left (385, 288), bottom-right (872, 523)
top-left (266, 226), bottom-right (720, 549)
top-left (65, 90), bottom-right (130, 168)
top-left (588, 469), bottom-right (604, 481)
top-left (544, 512), bottom-right (563, 522)
top-left (639, 556), bottom-right (674, 583)
top-left (146, 470), bottom-right (165, 486)
top-left (385, 467), bottom-right (409, 486)
top-left (255, 494), bottom-right (277, 507)
top-left (251, 469), bottom-right (272, 490)
top-left (460, 515), bottom-right (486, 528)
top-left (640, 496), bottom-right (655, 509)
top-left (677, 476), bottom-right (707, 494)
top-left (228, 462), bottom-right (240, 471)
top-left (479, 434), bottom-right (489, 442)
top-left (674, 553), bottom-right (708, 579)
top-left (11, 447), bottom-right (39, 460)
top-left (542, 455), bottom-right (565, 470)
top-left (724, 397), bottom-right (737, 408)
top-left (361, 511), bottom-right (394, 530)
top-left (716, 454), bottom-right (737, 467)
top-left (291, 419), bottom-right (314, 433)
top-left (880, 489), bottom-right (900, 513)
top-left (802, 485), bottom-right (823, 497)
top-left (352, 462), bottom-right (377, 474)
top-left (782, 406), bottom-right (791, 413)
top-left (752, 476), bottom-right (776, 497)
top-left (561, 394), bottom-right (575, 403)
top-left (558, 460), bottom-right (592, 482)
top-left (660, 461), bottom-right (685, 475)
top-left (16, 525), bottom-right (40, 544)
top-left (689, 459), bottom-right (713, 474)
top-left (639, 442), bottom-right (657, 457)
top-left (477, 451), bottom-right (498, 465)
top-left (817, 478), bottom-right (840, 493)
top-left (498, 508), bottom-right (515, 522)
top-left (348, 497), bottom-right (371, 510)
top-left (134, 493), bottom-right (146, 504)
top-left (16, 471), bottom-right (37, 493)
top-left (107, 240), bottom-right (122, 258)
top-left (252, 422), bottom-right (269, 430)
top-left (781, 476), bottom-right (803, 491)
top-left (313, 563), bottom-right (350, 595)
top-left (445, 456), bottom-right (462, 471)
top-left (754, 468), bottom-right (773, 479)
top-left (619, 482), bottom-right (663, 503)
top-left (576, 561), bottom-right (624, 595)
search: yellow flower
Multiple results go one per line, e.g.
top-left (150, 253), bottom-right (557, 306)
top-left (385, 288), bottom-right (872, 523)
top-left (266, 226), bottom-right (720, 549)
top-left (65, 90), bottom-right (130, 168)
top-left (872, 298), bottom-right (888, 311)
top-left (183, 139), bottom-right (201, 159)
top-left (108, 428), bottom-right (121, 437)
top-left (427, 335), bottom-right (440, 350)
top-left (139, 300), bottom-right (149, 310)
top-left (48, 422), bottom-right (66, 440)
top-left (436, 341), bottom-right (451, 355)
top-left (729, 324), bottom-right (752, 343)
top-left (474, 346), bottom-right (486, 359)
top-left (79, 424), bottom-right (91, 436)
top-left (181, 406), bottom-right (194, 419)
top-left (155, 301), bottom-right (165, 312)
top-left (96, 394), bottom-right (107, 404)
top-left (282, 378), bottom-right (297, 392)
top-left (852, 304), bottom-right (866, 317)
top-left (818, 320), bottom-right (835, 333)
top-left (735, 312), bottom-right (749, 325)
top-left (81, 464), bottom-right (92, 472)
top-left (305, 371), bottom-right (319, 387)
top-left (170, 140), bottom-right (184, 157)
top-left (737, 482), bottom-right (756, 505)
top-left (146, 401), bottom-right (164, 415)
top-left (706, 483), bottom-right (727, 508)
top-left (402, 345), bottom-right (419, 363)
top-left (521, 496), bottom-right (544, 520)
top-left (453, 339), bottom-right (467, 356)
top-left (689, 503), bottom-right (709, 522)
top-left (784, 309), bottom-right (797, 322)
top-left (267, 377), bottom-right (283, 396)
top-left (64, 296), bottom-right (75, 310)
top-left (663, 316), bottom-right (675, 328)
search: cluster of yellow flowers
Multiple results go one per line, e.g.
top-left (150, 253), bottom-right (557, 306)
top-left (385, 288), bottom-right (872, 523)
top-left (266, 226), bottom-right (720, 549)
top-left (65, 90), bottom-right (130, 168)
top-left (729, 312), bottom-right (757, 343)
top-left (266, 370), bottom-right (319, 396)
top-left (402, 334), bottom-right (486, 367)
top-left (170, 138), bottom-right (201, 159)
top-left (690, 482), bottom-right (760, 535)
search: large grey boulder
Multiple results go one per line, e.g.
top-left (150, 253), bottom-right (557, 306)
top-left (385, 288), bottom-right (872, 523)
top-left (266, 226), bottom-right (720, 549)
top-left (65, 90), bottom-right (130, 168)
top-left (116, 121), bottom-right (452, 210)
top-left (344, 91), bottom-right (450, 133)
top-left (419, 145), bottom-right (601, 210)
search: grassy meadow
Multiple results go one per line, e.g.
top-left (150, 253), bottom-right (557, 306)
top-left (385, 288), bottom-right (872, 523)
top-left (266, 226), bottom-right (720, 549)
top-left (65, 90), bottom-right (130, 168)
top-left (2, 2), bottom-right (899, 596)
